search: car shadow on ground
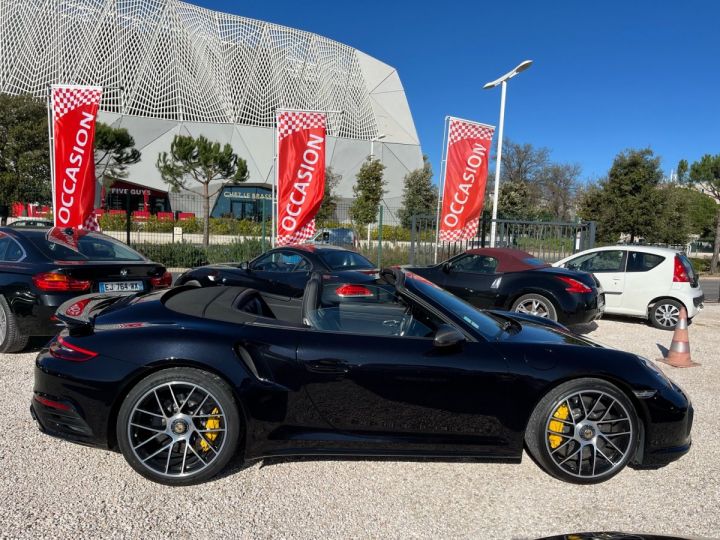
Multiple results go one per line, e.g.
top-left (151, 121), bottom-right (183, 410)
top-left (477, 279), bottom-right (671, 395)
top-left (570, 322), bottom-right (599, 334)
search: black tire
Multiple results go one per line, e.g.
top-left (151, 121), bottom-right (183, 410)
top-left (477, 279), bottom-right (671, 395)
top-left (525, 378), bottom-right (639, 484)
top-left (0, 296), bottom-right (29, 353)
top-left (649, 298), bottom-right (683, 330)
top-left (511, 293), bottom-right (558, 321)
top-left (116, 367), bottom-right (241, 486)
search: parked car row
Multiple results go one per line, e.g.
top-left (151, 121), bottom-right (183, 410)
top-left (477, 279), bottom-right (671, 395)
top-left (12, 231), bottom-right (694, 487)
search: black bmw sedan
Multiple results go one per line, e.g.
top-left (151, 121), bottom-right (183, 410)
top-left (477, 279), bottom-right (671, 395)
top-left (32, 268), bottom-right (691, 486)
top-left (406, 248), bottom-right (604, 325)
top-left (176, 244), bottom-right (376, 296)
top-left (0, 226), bottom-right (171, 352)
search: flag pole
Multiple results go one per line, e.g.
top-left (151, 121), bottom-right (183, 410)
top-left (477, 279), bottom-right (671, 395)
top-left (47, 86), bottom-right (56, 226)
top-left (433, 116), bottom-right (451, 264)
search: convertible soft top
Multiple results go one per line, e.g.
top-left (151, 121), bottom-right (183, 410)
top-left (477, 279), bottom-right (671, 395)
top-left (465, 248), bottom-right (550, 273)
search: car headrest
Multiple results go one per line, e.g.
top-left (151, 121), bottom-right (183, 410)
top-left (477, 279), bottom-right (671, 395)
top-left (302, 273), bottom-right (323, 325)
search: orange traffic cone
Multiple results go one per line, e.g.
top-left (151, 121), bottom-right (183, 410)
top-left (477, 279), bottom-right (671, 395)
top-left (657, 306), bottom-right (699, 368)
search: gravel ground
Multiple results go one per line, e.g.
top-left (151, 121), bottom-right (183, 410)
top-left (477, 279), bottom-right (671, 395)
top-left (1, 308), bottom-right (719, 539)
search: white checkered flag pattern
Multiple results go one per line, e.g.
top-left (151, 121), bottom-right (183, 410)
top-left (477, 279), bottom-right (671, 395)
top-left (81, 211), bottom-right (101, 232)
top-left (277, 220), bottom-right (317, 246)
top-left (447, 118), bottom-right (494, 146)
top-left (51, 85), bottom-right (102, 121)
top-left (276, 111), bottom-right (326, 141)
top-left (439, 218), bottom-right (480, 243)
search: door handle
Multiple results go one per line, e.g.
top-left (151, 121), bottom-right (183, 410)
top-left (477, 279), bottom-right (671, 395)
top-left (306, 359), bottom-right (349, 374)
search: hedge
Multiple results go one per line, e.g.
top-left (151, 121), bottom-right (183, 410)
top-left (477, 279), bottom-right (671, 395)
top-left (132, 239), bottom-right (265, 268)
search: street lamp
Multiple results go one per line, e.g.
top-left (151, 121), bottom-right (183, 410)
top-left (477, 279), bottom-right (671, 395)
top-left (483, 60), bottom-right (533, 247)
top-left (370, 134), bottom-right (386, 159)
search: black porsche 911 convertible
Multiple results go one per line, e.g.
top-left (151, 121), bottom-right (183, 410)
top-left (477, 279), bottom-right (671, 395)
top-left (31, 269), bottom-right (692, 486)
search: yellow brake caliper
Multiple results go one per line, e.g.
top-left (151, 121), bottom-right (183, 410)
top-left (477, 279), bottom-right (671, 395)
top-left (199, 407), bottom-right (221, 453)
top-left (548, 404), bottom-right (569, 449)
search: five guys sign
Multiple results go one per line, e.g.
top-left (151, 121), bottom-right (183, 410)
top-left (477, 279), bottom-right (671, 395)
top-left (275, 111), bottom-right (326, 246)
top-left (51, 85), bottom-right (102, 229)
top-left (439, 118), bottom-right (495, 242)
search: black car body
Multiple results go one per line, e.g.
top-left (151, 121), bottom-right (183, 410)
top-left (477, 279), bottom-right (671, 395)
top-left (407, 248), bottom-right (604, 325)
top-left (32, 268), bottom-right (691, 486)
top-left (176, 244), bottom-right (375, 297)
top-left (0, 227), bottom-right (171, 352)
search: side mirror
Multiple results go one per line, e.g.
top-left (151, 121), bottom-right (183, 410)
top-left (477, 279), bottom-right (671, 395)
top-left (433, 324), bottom-right (466, 348)
top-left (240, 261), bottom-right (250, 271)
top-left (321, 231), bottom-right (330, 242)
top-left (442, 262), bottom-right (451, 273)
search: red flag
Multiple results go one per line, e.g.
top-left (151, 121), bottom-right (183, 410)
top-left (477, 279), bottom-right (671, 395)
top-left (51, 85), bottom-right (102, 229)
top-left (439, 118), bottom-right (495, 242)
top-left (276, 111), bottom-right (326, 246)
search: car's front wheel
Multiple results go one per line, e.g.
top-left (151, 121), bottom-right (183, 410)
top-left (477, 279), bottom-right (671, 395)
top-left (116, 367), bottom-right (241, 485)
top-left (525, 378), bottom-right (639, 484)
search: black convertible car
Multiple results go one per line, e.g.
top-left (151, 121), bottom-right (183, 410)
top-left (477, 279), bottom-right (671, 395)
top-left (32, 268), bottom-right (691, 486)
top-left (406, 248), bottom-right (604, 325)
top-left (176, 244), bottom-right (375, 296)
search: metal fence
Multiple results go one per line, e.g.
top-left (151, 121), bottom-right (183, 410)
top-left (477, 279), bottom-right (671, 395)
top-left (2, 194), bottom-right (596, 269)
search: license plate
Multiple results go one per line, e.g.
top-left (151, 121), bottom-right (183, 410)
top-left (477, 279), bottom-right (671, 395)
top-left (99, 281), bottom-right (143, 293)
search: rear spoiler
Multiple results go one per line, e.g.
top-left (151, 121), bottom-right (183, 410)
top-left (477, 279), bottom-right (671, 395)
top-left (56, 293), bottom-right (135, 335)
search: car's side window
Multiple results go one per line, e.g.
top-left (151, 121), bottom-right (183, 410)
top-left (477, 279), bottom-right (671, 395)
top-left (251, 251), bottom-right (310, 272)
top-left (0, 236), bottom-right (10, 261)
top-left (567, 250), bottom-right (625, 273)
top-left (4, 239), bottom-right (24, 261)
top-left (626, 252), bottom-right (664, 272)
top-left (451, 255), bottom-right (498, 274)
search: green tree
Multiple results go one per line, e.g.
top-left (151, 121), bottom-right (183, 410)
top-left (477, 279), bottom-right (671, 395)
top-left (398, 156), bottom-right (437, 228)
top-left (645, 185), bottom-right (690, 245)
top-left (0, 93), bottom-right (51, 206)
top-left (687, 154), bottom-right (720, 273)
top-left (683, 188), bottom-right (718, 239)
top-left (316, 166), bottom-right (341, 224)
top-left (538, 163), bottom-right (581, 221)
top-left (157, 135), bottom-right (248, 247)
top-left (496, 180), bottom-right (535, 219)
top-left (580, 148), bottom-right (664, 243)
top-left (677, 159), bottom-right (689, 183)
top-left (94, 122), bottom-right (141, 186)
top-left (350, 158), bottom-right (386, 226)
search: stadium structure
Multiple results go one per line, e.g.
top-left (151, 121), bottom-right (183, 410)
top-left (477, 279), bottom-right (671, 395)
top-left (0, 0), bottom-right (423, 219)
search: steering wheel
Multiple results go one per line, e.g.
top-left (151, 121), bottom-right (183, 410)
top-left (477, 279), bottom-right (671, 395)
top-left (398, 306), bottom-right (415, 337)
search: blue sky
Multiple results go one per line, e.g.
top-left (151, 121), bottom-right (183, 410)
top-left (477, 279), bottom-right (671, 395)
top-left (199, 0), bottom-right (718, 183)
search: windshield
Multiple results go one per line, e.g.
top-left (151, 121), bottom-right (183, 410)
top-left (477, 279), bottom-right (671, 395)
top-left (403, 271), bottom-right (505, 339)
top-left (318, 250), bottom-right (374, 270)
top-left (30, 231), bottom-right (146, 262)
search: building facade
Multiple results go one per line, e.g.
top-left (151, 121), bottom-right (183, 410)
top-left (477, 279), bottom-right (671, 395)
top-left (0, 0), bottom-right (423, 217)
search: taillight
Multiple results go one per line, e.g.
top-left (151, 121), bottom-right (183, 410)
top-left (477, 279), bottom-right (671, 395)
top-left (673, 256), bottom-right (690, 283)
top-left (557, 276), bottom-right (592, 294)
top-left (150, 271), bottom-right (173, 289)
top-left (49, 335), bottom-right (98, 362)
top-left (34, 395), bottom-right (72, 411)
top-left (33, 272), bottom-right (90, 292)
top-left (336, 284), bottom-right (374, 297)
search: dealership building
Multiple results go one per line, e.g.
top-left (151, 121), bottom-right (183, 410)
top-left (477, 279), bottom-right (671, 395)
top-left (0, 0), bottom-right (423, 220)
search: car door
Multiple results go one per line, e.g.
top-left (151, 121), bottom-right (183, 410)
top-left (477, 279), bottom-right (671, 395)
top-left (440, 254), bottom-right (500, 308)
top-left (296, 292), bottom-right (513, 454)
top-left (562, 250), bottom-right (626, 310)
top-left (621, 251), bottom-right (666, 315)
top-left (249, 250), bottom-right (311, 297)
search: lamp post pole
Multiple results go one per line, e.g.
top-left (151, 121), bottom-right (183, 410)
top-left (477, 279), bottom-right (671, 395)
top-left (483, 60), bottom-right (533, 247)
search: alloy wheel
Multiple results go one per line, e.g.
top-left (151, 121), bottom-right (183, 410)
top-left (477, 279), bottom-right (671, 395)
top-left (0, 307), bottom-right (6, 344)
top-left (127, 382), bottom-right (228, 478)
top-left (515, 298), bottom-right (550, 318)
top-left (655, 303), bottom-right (680, 328)
top-left (544, 390), bottom-right (634, 480)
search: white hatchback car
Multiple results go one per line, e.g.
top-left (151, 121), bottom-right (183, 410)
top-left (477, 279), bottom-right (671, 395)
top-left (554, 246), bottom-right (704, 329)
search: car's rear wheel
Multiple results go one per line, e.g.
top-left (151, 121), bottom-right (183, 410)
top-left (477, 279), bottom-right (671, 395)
top-left (511, 293), bottom-right (558, 321)
top-left (0, 296), bottom-right (29, 353)
top-left (117, 367), bottom-right (241, 485)
top-left (649, 298), bottom-right (683, 330)
top-left (525, 378), bottom-right (639, 484)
